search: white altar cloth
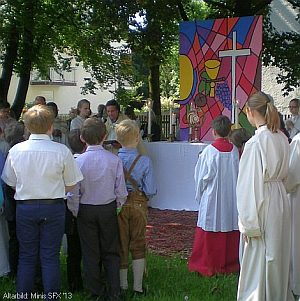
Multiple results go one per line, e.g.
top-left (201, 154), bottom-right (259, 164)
top-left (144, 141), bottom-right (208, 211)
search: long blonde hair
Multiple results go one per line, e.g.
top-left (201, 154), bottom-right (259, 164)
top-left (247, 91), bottom-right (280, 133)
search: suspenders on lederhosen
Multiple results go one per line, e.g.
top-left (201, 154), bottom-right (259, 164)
top-left (123, 155), bottom-right (148, 223)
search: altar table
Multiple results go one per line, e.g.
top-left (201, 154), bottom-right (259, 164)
top-left (144, 141), bottom-right (208, 211)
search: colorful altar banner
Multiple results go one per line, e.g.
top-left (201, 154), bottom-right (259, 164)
top-left (179, 16), bottom-right (263, 141)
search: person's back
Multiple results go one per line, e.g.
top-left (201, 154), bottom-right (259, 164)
top-left (195, 143), bottom-right (239, 231)
top-left (76, 145), bottom-right (126, 206)
top-left (8, 136), bottom-right (77, 199)
top-left (115, 119), bottom-right (156, 202)
top-left (1, 105), bottom-right (83, 300)
top-left (115, 119), bottom-right (156, 296)
top-left (244, 126), bottom-right (289, 181)
top-left (3, 106), bottom-right (82, 200)
top-left (69, 118), bottom-right (127, 207)
top-left (189, 115), bottom-right (240, 277)
top-left (71, 117), bottom-right (127, 301)
top-left (236, 91), bottom-right (292, 301)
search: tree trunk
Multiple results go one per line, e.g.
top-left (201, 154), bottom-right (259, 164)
top-left (177, 1), bottom-right (189, 21)
top-left (0, 25), bottom-right (19, 104)
top-left (149, 64), bottom-right (161, 119)
top-left (11, 0), bottom-right (35, 119)
top-left (11, 71), bottom-right (31, 119)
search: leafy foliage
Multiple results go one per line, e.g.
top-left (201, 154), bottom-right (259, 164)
top-left (0, 0), bottom-right (299, 117)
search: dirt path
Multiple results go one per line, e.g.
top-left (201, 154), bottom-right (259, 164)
top-left (146, 208), bottom-right (197, 258)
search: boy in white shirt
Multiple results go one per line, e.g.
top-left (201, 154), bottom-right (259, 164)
top-left (2, 105), bottom-right (83, 300)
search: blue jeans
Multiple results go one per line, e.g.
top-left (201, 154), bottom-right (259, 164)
top-left (16, 201), bottom-right (65, 300)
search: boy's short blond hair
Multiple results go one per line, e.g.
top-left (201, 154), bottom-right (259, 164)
top-left (116, 119), bottom-right (139, 147)
top-left (23, 105), bottom-right (54, 134)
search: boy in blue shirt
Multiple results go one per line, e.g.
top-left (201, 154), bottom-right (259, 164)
top-left (115, 119), bottom-right (156, 296)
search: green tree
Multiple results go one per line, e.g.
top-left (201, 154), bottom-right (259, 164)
top-left (1, 0), bottom-right (299, 119)
top-left (0, 0), bottom-right (131, 118)
top-left (0, 0), bottom-right (81, 117)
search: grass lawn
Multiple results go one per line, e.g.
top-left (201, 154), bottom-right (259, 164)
top-left (0, 252), bottom-right (238, 301)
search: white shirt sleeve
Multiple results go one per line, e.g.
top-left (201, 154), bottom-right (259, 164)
top-left (63, 150), bottom-right (84, 186)
top-left (67, 183), bottom-right (80, 217)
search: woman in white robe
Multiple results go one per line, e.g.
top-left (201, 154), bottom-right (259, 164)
top-left (236, 91), bottom-right (293, 301)
top-left (285, 132), bottom-right (300, 298)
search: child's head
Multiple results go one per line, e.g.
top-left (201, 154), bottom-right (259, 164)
top-left (34, 95), bottom-right (46, 105)
top-left (23, 105), bottom-right (54, 134)
top-left (97, 104), bottom-right (106, 117)
top-left (80, 117), bottom-right (106, 145)
top-left (115, 119), bottom-right (140, 147)
top-left (77, 99), bottom-right (90, 118)
top-left (246, 91), bottom-right (279, 133)
top-left (68, 129), bottom-right (86, 154)
top-left (229, 128), bottom-right (252, 150)
top-left (211, 115), bottom-right (232, 138)
top-left (46, 102), bottom-right (59, 118)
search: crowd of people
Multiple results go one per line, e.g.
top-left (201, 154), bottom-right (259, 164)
top-left (0, 96), bottom-right (157, 301)
top-left (0, 93), bottom-right (300, 301)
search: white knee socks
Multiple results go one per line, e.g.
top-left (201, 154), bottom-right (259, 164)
top-left (132, 258), bottom-right (145, 293)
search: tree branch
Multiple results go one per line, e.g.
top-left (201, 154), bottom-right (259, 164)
top-left (286, 0), bottom-right (300, 8)
top-left (253, 0), bottom-right (273, 14)
top-left (177, 1), bottom-right (189, 21)
top-left (202, 0), bottom-right (232, 12)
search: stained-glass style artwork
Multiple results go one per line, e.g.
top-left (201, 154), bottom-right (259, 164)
top-left (179, 16), bottom-right (263, 142)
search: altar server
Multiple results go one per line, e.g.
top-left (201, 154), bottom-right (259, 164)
top-left (236, 91), bottom-right (293, 301)
top-left (285, 132), bottom-right (300, 299)
top-left (188, 115), bottom-right (240, 276)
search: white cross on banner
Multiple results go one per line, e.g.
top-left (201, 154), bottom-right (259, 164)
top-left (219, 31), bottom-right (251, 123)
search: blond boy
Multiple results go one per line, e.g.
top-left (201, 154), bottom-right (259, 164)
top-left (116, 120), bottom-right (156, 296)
top-left (1, 105), bottom-right (83, 299)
